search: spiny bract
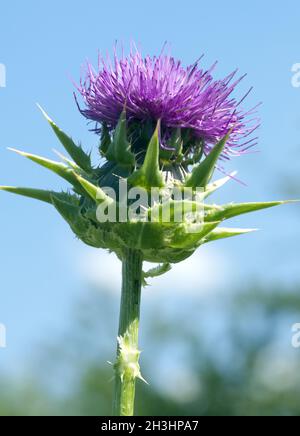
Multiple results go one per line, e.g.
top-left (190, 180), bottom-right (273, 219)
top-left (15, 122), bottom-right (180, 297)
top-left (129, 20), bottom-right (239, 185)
top-left (0, 106), bottom-right (287, 267)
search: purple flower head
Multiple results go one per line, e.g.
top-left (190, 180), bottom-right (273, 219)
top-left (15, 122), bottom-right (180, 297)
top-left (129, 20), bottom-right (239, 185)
top-left (76, 45), bottom-right (260, 159)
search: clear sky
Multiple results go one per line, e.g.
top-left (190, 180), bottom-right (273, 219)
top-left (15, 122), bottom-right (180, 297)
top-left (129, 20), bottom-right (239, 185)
top-left (0, 0), bottom-right (300, 371)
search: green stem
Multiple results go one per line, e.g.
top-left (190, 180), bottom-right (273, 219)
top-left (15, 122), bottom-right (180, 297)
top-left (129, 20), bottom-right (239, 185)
top-left (113, 248), bottom-right (143, 416)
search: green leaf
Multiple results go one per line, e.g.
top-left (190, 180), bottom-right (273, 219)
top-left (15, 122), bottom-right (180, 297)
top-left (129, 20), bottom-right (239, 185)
top-left (8, 148), bottom-right (83, 193)
top-left (142, 263), bottom-right (172, 286)
top-left (52, 149), bottom-right (79, 170)
top-left (205, 200), bottom-right (294, 222)
top-left (51, 194), bottom-right (78, 222)
top-left (74, 174), bottom-right (114, 205)
top-left (0, 186), bottom-right (53, 204)
top-left (203, 171), bottom-right (237, 199)
top-left (204, 227), bottom-right (258, 243)
top-left (0, 186), bottom-right (80, 207)
top-left (170, 221), bottom-right (221, 249)
top-left (38, 105), bottom-right (92, 173)
top-left (149, 199), bottom-right (204, 223)
top-left (99, 123), bottom-right (111, 156)
top-left (184, 132), bottom-right (231, 189)
top-left (106, 110), bottom-right (135, 166)
top-left (160, 128), bottom-right (182, 162)
top-left (51, 194), bottom-right (88, 236)
top-left (143, 263), bottom-right (172, 279)
top-left (128, 121), bottom-right (165, 190)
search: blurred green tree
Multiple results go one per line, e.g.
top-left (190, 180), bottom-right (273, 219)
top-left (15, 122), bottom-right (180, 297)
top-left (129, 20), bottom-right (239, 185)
top-left (1, 285), bottom-right (300, 416)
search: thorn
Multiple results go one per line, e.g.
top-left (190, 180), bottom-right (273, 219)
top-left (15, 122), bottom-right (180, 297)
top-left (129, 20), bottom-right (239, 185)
top-left (52, 149), bottom-right (78, 168)
top-left (7, 147), bottom-right (25, 155)
top-left (138, 373), bottom-right (149, 385)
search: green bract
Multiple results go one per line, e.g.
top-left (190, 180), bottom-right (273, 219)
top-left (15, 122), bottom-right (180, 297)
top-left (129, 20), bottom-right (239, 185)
top-left (0, 108), bottom-right (291, 267)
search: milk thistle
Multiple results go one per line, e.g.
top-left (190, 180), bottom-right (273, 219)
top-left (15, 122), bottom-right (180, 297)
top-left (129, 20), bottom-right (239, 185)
top-left (0, 45), bottom-right (294, 416)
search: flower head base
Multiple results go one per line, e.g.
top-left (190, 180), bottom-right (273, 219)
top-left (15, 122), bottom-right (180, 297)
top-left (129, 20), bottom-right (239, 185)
top-left (0, 46), bottom-right (291, 267)
top-left (76, 46), bottom-right (260, 164)
top-left (0, 106), bottom-right (289, 265)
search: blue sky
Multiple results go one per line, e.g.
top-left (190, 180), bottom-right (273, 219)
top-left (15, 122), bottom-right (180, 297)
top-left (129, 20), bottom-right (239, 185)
top-left (0, 0), bottom-right (300, 371)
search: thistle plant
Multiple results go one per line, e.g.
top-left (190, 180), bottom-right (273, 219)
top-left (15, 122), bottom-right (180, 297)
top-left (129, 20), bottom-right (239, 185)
top-left (0, 46), bottom-right (294, 416)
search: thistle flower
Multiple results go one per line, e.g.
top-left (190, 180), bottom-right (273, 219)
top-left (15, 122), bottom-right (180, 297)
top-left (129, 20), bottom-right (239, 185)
top-left (0, 44), bottom-right (294, 417)
top-left (76, 46), bottom-right (260, 161)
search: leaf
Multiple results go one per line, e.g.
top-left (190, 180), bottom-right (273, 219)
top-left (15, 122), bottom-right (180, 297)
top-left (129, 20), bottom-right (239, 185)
top-left (203, 227), bottom-right (258, 243)
top-left (160, 128), bottom-right (182, 162)
top-left (52, 149), bottom-right (79, 170)
top-left (51, 194), bottom-right (88, 236)
top-left (143, 263), bottom-right (172, 279)
top-left (74, 174), bottom-right (114, 205)
top-left (0, 185), bottom-right (80, 206)
top-left (128, 120), bottom-right (165, 190)
top-left (203, 171), bottom-right (237, 199)
top-left (51, 194), bottom-right (78, 222)
top-left (106, 110), bottom-right (135, 166)
top-left (99, 123), bottom-right (111, 156)
top-left (0, 186), bottom-right (53, 204)
top-left (38, 105), bottom-right (92, 173)
top-left (205, 200), bottom-right (295, 222)
top-left (149, 199), bottom-right (204, 223)
top-left (142, 263), bottom-right (172, 286)
top-left (8, 148), bottom-right (83, 193)
top-left (169, 221), bottom-right (221, 249)
top-left (184, 132), bottom-right (231, 189)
